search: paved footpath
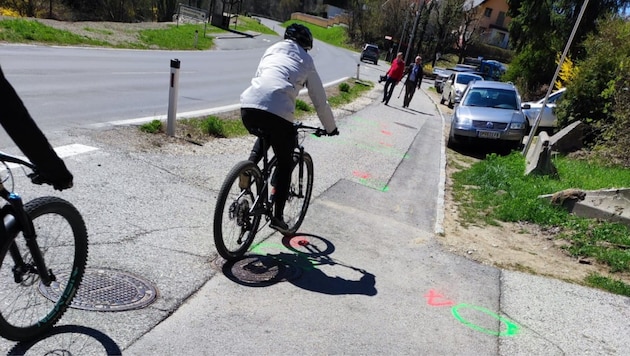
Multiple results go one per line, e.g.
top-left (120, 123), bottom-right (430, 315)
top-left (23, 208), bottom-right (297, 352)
top-left (1, 63), bottom-right (629, 355)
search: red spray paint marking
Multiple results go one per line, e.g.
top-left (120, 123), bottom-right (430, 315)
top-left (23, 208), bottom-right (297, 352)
top-left (290, 236), bottom-right (310, 248)
top-left (352, 171), bottom-right (372, 179)
top-left (381, 129), bottom-right (392, 136)
top-left (424, 289), bottom-right (455, 306)
top-left (379, 141), bottom-right (393, 147)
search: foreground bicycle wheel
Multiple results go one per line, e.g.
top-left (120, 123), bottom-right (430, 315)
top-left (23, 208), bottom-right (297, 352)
top-left (213, 161), bottom-right (263, 261)
top-left (283, 152), bottom-right (314, 233)
top-left (0, 197), bottom-right (88, 342)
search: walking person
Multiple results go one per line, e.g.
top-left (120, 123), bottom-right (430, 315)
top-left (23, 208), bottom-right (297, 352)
top-left (240, 23), bottom-right (339, 232)
top-left (402, 55), bottom-right (424, 108)
top-left (382, 52), bottom-right (405, 105)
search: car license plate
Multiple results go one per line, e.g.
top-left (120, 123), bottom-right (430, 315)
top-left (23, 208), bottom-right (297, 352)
top-left (478, 130), bottom-right (500, 139)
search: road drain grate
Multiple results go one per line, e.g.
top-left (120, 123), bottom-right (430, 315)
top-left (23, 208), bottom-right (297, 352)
top-left (39, 268), bottom-right (158, 311)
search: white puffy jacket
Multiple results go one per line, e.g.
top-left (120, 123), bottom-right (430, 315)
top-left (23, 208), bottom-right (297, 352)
top-left (240, 39), bottom-right (337, 133)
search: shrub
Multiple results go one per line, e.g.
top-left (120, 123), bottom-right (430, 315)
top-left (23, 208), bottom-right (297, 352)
top-left (295, 99), bottom-right (312, 112)
top-left (139, 120), bottom-right (163, 133)
top-left (201, 116), bottom-right (226, 137)
top-left (338, 82), bottom-right (350, 92)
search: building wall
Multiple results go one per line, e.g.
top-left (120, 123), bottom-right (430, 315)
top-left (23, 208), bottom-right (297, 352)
top-left (475, 0), bottom-right (511, 49)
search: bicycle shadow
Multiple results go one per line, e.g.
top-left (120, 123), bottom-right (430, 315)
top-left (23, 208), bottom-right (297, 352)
top-left (8, 324), bottom-right (122, 355)
top-left (221, 233), bottom-right (377, 296)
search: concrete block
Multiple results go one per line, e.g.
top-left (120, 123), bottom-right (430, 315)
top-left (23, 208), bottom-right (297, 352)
top-left (525, 131), bottom-right (558, 177)
top-left (539, 188), bottom-right (630, 227)
top-left (550, 121), bottom-right (584, 153)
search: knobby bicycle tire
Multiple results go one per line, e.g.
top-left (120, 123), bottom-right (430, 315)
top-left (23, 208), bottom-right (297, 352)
top-left (0, 196), bottom-right (88, 342)
top-left (213, 161), bottom-right (263, 261)
top-left (269, 151), bottom-right (314, 234)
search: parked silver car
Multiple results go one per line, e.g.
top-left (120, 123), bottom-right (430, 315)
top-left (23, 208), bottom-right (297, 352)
top-left (448, 81), bottom-right (530, 150)
top-left (522, 87), bottom-right (566, 131)
top-left (440, 72), bottom-right (484, 108)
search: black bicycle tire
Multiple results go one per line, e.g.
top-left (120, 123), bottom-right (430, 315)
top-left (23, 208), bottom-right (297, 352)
top-left (0, 196), bottom-right (88, 342)
top-left (213, 161), bottom-right (263, 261)
top-left (269, 152), bottom-right (314, 234)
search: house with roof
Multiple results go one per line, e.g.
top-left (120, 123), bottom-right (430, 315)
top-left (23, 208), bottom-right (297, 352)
top-left (468, 0), bottom-right (512, 49)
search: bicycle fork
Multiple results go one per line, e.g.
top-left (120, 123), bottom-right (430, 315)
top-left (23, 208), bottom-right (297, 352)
top-left (0, 190), bottom-right (55, 286)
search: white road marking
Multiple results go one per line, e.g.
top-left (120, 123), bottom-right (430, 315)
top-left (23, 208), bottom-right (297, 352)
top-left (2, 144), bottom-right (99, 170)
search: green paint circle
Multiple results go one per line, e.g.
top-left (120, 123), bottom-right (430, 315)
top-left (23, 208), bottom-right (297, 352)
top-left (451, 303), bottom-right (519, 336)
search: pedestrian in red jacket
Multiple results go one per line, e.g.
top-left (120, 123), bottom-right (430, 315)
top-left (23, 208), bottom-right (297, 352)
top-left (382, 52), bottom-right (405, 105)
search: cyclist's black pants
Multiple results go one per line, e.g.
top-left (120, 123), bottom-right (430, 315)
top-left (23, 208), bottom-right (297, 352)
top-left (241, 108), bottom-right (296, 219)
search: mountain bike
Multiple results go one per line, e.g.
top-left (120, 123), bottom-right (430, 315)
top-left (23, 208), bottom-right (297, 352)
top-left (0, 151), bottom-right (88, 341)
top-left (213, 122), bottom-right (329, 261)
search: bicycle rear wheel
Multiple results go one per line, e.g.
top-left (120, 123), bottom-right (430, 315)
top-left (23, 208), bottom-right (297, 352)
top-left (283, 152), bottom-right (314, 233)
top-left (0, 196), bottom-right (88, 342)
top-left (213, 161), bottom-right (263, 261)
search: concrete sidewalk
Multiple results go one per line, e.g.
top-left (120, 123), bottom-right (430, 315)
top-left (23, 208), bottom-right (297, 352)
top-left (1, 64), bottom-right (629, 355)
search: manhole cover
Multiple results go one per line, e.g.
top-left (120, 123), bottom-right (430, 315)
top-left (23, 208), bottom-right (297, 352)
top-left (39, 268), bottom-right (158, 311)
top-left (215, 255), bottom-right (302, 286)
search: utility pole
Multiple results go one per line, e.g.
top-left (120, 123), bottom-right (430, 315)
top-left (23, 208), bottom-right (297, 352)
top-left (405, 1), bottom-right (425, 64)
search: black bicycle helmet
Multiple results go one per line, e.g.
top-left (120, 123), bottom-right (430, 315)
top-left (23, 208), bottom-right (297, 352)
top-left (284, 23), bottom-right (313, 51)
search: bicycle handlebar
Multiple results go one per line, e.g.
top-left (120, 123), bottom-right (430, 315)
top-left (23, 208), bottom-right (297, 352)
top-left (0, 151), bottom-right (53, 188)
top-left (293, 122), bottom-right (335, 137)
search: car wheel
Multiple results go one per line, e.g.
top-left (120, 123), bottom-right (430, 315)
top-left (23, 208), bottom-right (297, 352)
top-left (440, 96), bottom-right (445, 105)
top-left (448, 95), bottom-right (454, 109)
top-left (374, 60), bottom-right (378, 65)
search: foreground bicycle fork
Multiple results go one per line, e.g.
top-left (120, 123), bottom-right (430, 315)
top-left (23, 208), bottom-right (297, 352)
top-left (0, 186), bottom-right (54, 286)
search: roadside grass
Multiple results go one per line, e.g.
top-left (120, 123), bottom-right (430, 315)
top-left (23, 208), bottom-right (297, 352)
top-left (0, 16), bottom-right (272, 49)
top-left (281, 19), bottom-right (352, 50)
top-left (0, 18), bottom-right (108, 46)
top-left (452, 152), bottom-right (630, 296)
top-left (228, 16), bottom-right (278, 35)
top-left (139, 79), bottom-right (373, 140)
top-left (138, 23), bottom-right (213, 49)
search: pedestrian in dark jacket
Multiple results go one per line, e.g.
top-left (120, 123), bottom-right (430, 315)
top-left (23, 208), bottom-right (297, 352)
top-left (0, 66), bottom-right (73, 190)
top-left (382, 52), bottom-right (405, 105)
top-left (402, 56), bottom-right (423, 108)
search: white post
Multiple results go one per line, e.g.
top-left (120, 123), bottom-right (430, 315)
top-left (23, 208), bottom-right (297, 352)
top-left (167, 59), bottom-right (180, 137)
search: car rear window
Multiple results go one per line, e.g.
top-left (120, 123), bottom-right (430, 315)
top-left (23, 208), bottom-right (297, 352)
top-left (457, 74), bottom-right (482, 84)
top-left (464, 88), bottom-right (517, 110)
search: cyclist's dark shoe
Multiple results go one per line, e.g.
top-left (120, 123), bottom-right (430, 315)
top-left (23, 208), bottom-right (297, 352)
top-left (269, 216), bottom-right (289, 233)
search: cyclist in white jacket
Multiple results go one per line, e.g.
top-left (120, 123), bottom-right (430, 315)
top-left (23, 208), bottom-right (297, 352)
top-left (240, 23), bottom-right (339, 232)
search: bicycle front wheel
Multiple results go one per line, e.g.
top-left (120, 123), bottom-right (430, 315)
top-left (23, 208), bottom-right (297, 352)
top-left (284, 152), bottom-right (314, 233)
top-left (0, 196), bottom-right (88, 342)
top-left (213, 161), bottom-right (263, 261)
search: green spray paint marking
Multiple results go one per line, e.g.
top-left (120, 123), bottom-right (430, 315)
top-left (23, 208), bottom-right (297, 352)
top-left (451, 303), bottom-right (520, 337)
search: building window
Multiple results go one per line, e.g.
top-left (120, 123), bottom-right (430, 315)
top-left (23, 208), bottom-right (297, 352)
top-left (484, 8), bottom-right (492, 17)
top-left (496, 11), bottom-right (506, 27)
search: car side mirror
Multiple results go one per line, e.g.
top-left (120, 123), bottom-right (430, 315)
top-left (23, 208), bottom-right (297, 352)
top-left (521, 103), bottom-right (531, 110)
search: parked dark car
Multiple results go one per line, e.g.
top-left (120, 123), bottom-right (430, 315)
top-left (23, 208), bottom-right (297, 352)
top-left (360, 44), bottom-right (379, 65)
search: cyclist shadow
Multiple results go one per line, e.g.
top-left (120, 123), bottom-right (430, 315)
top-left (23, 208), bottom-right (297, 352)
top-left (8, 324), bottom-right (122, 355)
top-left (222, 234), bottom-right (377, 296)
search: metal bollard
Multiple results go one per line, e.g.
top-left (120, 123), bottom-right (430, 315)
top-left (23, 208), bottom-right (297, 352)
top-left (167, 59), bottom-right (180, 137)
top-left (356, 63), bottom-right (360, 80)
top-left (194, 30), bottom-right (198, 48)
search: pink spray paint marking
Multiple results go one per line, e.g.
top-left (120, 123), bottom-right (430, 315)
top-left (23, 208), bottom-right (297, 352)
top-left (424, 289), bottom-right (455, 307)
top-left (352, 171), bottom-right (372, 180)
top-left (290, 236), bottom-right (310, 248)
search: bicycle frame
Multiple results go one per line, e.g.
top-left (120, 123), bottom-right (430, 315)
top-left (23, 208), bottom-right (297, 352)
top-left (248, 126), bottom-right (311, 223)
